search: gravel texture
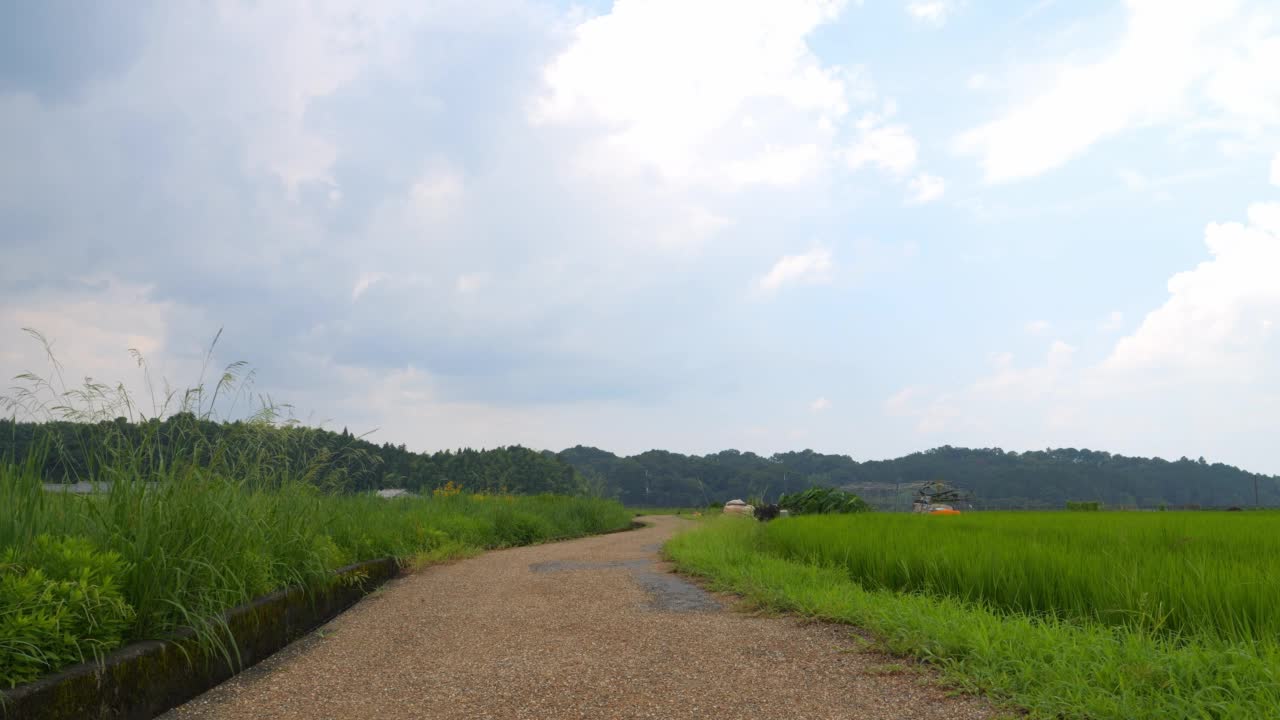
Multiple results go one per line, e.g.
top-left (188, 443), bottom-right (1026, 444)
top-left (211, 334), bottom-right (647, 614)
top-left (163, 516), bottom-right (995, 720)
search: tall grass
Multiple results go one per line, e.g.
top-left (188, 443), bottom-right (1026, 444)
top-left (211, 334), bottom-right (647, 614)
top-left (0, 332), bottom-right (631, 687)
top-left (0, 456), bottom-right (631, 688)
top-left (666, 516), bottom-right (1280, 719)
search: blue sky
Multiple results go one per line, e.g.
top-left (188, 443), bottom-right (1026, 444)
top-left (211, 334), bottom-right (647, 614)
top-left (2, 0), bottom-right (1279, 473)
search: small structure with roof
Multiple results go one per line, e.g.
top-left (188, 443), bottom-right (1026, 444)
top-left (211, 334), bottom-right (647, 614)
top-left (375, 488), bottom-right (415, 499)
top-left (912, 480), bottom-right (972, 514)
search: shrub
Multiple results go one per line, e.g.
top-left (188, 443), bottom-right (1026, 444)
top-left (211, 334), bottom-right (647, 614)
top-left (0, 536), bottom-right (135, 686)
top-left (778, 487), bottom-right (871, 515)
top-left (753, 504), bottom-right (781, 522)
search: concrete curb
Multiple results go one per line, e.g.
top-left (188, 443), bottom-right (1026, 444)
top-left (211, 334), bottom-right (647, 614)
top-left (1, 557), bottom-right (400, 720)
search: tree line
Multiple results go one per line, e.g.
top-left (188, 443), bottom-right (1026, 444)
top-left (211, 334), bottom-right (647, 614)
top-left (0, 416), bottom-right (584, 495)
top-left (7, 415), bottom-right (1275, 508)
top-left (555, 445), bottom-right (1280, 509)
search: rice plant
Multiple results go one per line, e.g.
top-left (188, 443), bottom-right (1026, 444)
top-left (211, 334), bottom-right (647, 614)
top-left (757, 512), bottom-right (1280, 642)
top-left (666, 514), bottom-right (1280, 719)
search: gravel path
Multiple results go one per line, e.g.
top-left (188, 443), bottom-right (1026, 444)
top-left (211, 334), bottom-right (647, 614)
top-left (164, 516), bottom-right (995, 720)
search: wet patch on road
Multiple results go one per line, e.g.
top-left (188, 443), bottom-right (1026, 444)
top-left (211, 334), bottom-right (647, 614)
top-left (529, 559), bottom-right (649, 573)
top-left (529, 557), bottom-right (721, 612)
top-left (633, 571), bottom-right (723, 612)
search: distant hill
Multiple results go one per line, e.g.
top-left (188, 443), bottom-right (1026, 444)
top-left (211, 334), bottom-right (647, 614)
top-left (556, 445), bottom-right (1280, 510)
top-left (8, 415), bottom-right (1275, 509)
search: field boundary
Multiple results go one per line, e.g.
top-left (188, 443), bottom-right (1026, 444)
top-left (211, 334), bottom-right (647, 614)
top-left (0, 557), bottom-right (400, 720)
top-left (1, 519), bottom-right (645, 720)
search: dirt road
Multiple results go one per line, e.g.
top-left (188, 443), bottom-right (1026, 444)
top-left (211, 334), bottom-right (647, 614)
top-left (165, 516), bottom-right (993, 720)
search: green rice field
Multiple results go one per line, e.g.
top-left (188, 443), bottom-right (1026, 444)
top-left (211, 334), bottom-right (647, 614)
top-left (666, 512), bottom-right (1280, 719)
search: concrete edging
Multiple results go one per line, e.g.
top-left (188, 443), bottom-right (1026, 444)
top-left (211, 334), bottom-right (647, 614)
top-left (2, 520), bottom-right (644, 720)
top-left (1, 557), bottom-right (400, 720)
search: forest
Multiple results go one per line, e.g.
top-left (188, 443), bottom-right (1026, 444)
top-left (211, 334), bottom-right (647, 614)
top-left (0, 416), bottom-right (583, 496)
top-left (557, 445), bottom-right (1280, 509)
top-left (7, 416), bottom-right (1276, 508)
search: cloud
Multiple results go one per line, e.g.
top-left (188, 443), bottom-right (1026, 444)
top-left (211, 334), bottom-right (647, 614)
top-left (2, 1), bottom-right (730, 409)
top-left (1104, 200), bottom-right (1280, 378)
top-left (455, 272), bottom-right (490, 294)
top-left (956, 1), bottom-right (1280, 182)
top-left (810, 396), bottom-right (832, 412)
top-left (885, 386), bottom-right (925, 416)
top-left (884, 160), bottom-right (1280, 471)
top-left (906, 172), bottom-right (946, 204)
top-left (535, 0), bottom-right (851, 187)
top-left (1272, 151), bottom-right (1280, 186)
top-left (906, 1), bottom-right (957, 26)
top-left (842, 101), bottom-right (942, 200)
top-left (974, 340), bottom-right (1076, 394)
top-left (1117, 165), bottom-right (1234, 198)
top-left (352, 272), bottom-right (388, 301)
top-left (0, 277), bottom-right (209, 419)
top-left (884, 340), bottom-right (1080, 439)
top-left (0, 3), bottom-right (155, 102)
top-left (758, 249), bottom-right (833, 292)
top-left (1026, 319), bottom-right (1051, 335)
top-left (408, 169), bottom-right (465, 220)
top-left (847, 122), bottom-right (918, 176)
top-left (3, 0), bottom-right (913, 447)
top-left (8, 0), bottom-right (1276, 473)
top-left (725, 144), bottom-right (823, 188)
top-left (884, 385), bottom-right (961, 433)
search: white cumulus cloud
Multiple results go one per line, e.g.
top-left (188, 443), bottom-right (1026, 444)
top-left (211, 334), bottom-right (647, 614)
top-left (847, 123), bottom-right (919, 176)
top-left (906, 172), bottom-right (946, 204)
top-left (907, 1), bottom-right (957, 26)
top-left (536, 0), bottom-right (851, 187)
top-left (758, 248), bottom-right (833, 292)
top-left (810, 396), bottom-right (832, 412)
top-left (1026, 319), bottom-right (1051, 335)
top-left (1105, 200), bottom-right (1280, 377)
top-left (884, 161), bottom-right (1280, 471)
top-left (956, 1), bottom-right (1280, 182)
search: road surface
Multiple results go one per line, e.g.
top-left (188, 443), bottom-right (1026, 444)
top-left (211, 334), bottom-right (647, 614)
top-left (165, 516), bottom-right (993, 720)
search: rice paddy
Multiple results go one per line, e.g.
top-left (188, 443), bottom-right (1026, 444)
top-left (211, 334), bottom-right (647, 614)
top-left (665, 512), bottom-right (1280, 719)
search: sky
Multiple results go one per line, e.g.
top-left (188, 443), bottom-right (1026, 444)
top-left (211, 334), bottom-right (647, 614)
top-left (2, 0), bottom-right (1279, 473)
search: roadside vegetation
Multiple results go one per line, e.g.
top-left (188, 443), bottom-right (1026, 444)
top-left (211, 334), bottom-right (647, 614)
top-left (777, 487), bottom-right (870, 515)
top-left (626, 506), bottom-right (710, 517)
top-left (666, 513), bottom-right (1280, 719)
top-left (0, 335), bottom-right (631, 688)
top-left (0, 464), bottom-right (629, 688)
